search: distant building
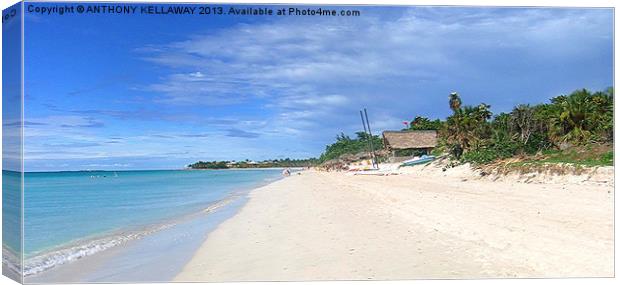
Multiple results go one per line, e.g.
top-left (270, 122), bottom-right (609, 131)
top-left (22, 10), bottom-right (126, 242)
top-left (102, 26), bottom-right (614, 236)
top-left (382, 130), bottom-right (438, 158)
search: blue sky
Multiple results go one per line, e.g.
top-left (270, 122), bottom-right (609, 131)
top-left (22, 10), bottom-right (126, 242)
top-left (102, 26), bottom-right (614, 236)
top-left (3, 2), bottom-right (22, 171)
top-left (21, 4), bottom-right (613, 171)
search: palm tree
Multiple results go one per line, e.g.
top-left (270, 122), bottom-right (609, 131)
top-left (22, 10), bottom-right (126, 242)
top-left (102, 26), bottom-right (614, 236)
top-left (449, 92), bottom-right (462, 112)
top-left (510, 104), bottom-right (534, 144)
top-left (445, 101), bottom-right (493, 152)
top-left (445, 109), bottom-right (470, 155)
top-left (446, 108), bottom-right (474, 151)
top-left (492, 113), bottom-right (511, 134)
top-left (551, 89), bottom-right (593, 143)
top-left (476, 103), bottom-right (492, 121)
top-left (590, 89), bottom-right (613, 141)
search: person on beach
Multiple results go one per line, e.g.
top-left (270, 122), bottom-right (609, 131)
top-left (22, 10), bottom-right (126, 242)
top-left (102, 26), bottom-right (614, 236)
top-left (282, 168), bottom-right (291, 176)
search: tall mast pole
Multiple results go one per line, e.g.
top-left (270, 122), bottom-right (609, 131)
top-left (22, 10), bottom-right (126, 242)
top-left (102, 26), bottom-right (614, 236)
top-left (364, 108), bottom-right (378, 168)
top-left (360, 110), bottom-right (373, 164)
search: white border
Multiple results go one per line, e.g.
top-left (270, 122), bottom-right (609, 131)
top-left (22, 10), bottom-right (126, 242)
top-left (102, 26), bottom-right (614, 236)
top-left (0, 1), bottom-right (617, 285)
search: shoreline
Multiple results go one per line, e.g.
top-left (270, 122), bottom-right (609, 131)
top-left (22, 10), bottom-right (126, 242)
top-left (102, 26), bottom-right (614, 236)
top-left (21, 167), bottom-right (300, 173)
top-left (185, 167), bottom-right (304, 171)
top-left (23, 170), bottom-right (286, 283)
top-left (24, 195), bottom-right (258, 283)
top-left (23, 197), bottom-right (245, 282)
top-left (175, 167), bottom-right (613, 281)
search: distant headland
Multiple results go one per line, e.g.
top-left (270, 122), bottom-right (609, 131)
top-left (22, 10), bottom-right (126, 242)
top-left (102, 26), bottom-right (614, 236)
top-left (187, 158), bottom-right (318, 169)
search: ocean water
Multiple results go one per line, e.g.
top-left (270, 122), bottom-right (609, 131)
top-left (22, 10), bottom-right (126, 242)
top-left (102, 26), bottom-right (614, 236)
top-left (22, 169), bottom-right (282, 278)
top-left (2, 170), bottom-right (23, 280)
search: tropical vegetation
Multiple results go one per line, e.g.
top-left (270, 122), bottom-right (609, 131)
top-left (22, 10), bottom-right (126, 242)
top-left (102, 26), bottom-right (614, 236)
top-left (406, 116), bottom-right (443, 131)
top-left (433, 87), bottom-right (613, 165)
top-left (318, 132), bottom-right (383, 163)
top-left (188, 158), bottom-right (318, 169)
top-left (319, 87), bottom-right (613, 167)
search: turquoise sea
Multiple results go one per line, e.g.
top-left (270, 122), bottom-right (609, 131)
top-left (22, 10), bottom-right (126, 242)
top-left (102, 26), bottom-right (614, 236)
top-left (12, 169), bottom-right (283, 280)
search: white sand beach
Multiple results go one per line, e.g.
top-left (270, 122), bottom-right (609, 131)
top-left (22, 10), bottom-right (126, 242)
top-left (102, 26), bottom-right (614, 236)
top-left (175, 167), bottom-right (614, 281)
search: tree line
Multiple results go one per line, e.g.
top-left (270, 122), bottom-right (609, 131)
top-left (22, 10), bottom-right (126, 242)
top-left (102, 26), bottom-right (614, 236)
top-left (318, 132), bottom-right (384, 163)
top-left (407, 88), bottom-right (613, 164)
top-left (318, 87), bottom-right (613, 166)
top-left (188, 158), bottom-right (318, 169)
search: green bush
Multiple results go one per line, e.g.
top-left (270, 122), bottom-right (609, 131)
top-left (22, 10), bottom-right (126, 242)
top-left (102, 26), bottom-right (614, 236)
top-left (461, 134), bottom-right (521, 164)
top-left (431, 147), bottom-right (445, 157)
top-left (600, 151), bottom-right (613, 165)
top-left (461, 148), bottom-right (500, 164)
top-left (523, 133), bottom-right (551, 155)
top-left (407, 116), bottom-right (444, 130)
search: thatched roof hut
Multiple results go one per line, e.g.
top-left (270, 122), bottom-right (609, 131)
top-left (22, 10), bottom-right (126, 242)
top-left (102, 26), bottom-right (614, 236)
top-left (382, 130), bottom-right (438, 152)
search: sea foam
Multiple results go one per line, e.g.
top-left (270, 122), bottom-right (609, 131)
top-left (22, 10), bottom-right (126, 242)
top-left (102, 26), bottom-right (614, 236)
top-left (23, 196), bottom-right (238, 277)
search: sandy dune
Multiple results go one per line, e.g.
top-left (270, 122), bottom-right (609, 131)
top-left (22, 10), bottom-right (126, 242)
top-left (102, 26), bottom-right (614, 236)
top-left (175, 169), bottom-right (613, 281)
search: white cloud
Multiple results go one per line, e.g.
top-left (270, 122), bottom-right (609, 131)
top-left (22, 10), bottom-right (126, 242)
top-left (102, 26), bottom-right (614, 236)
top-left (137, 8), bottom-right (611, 140)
